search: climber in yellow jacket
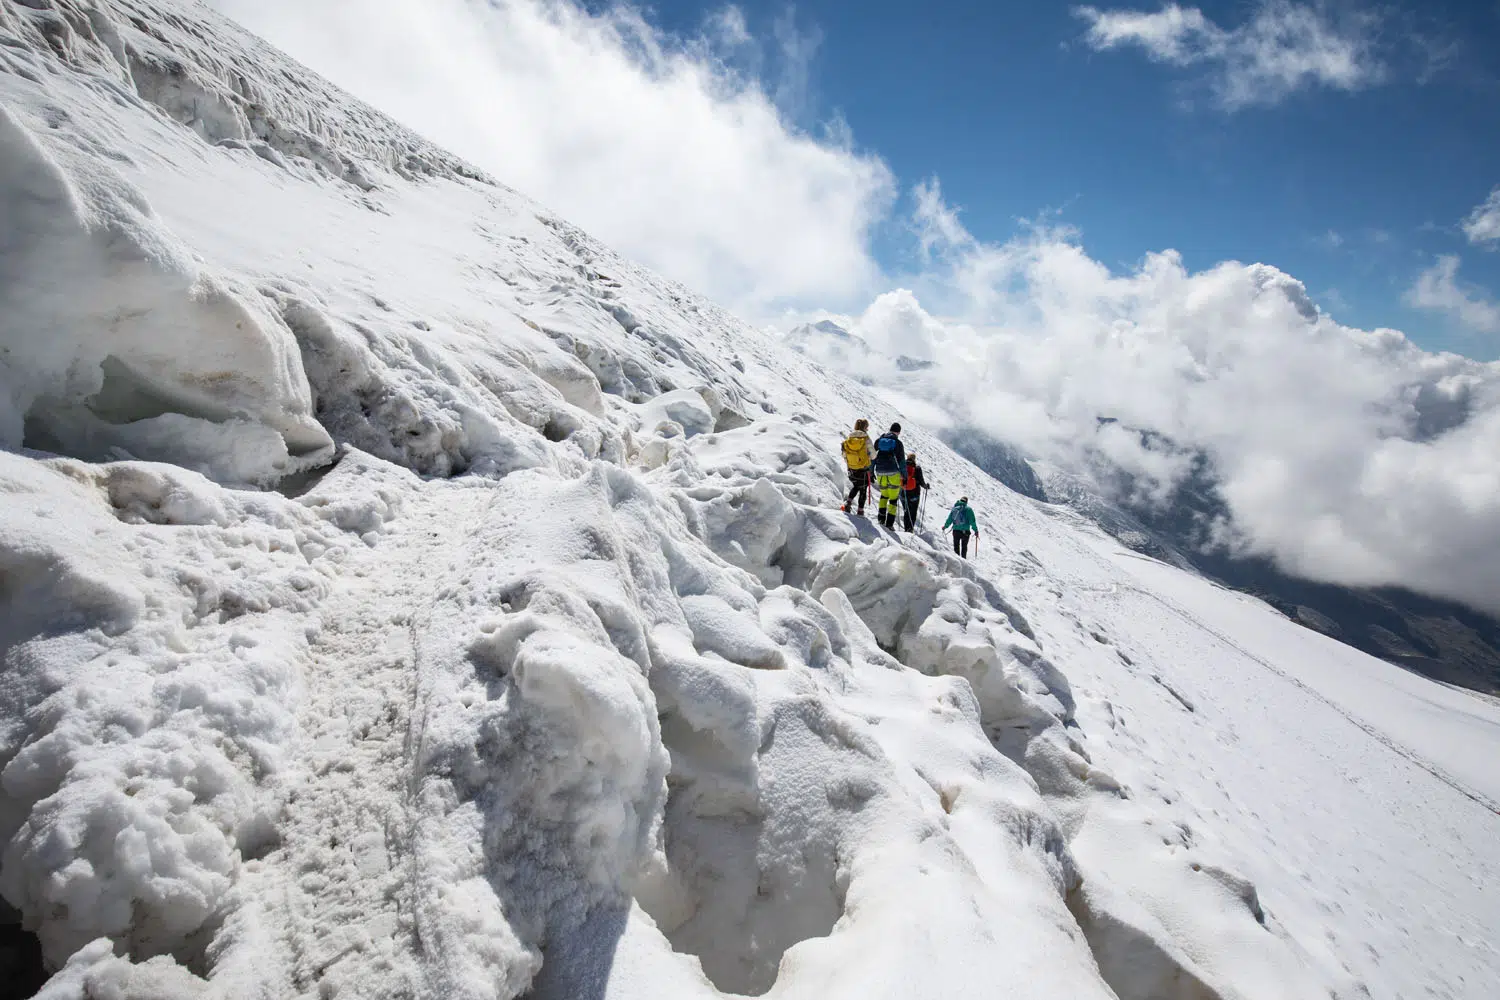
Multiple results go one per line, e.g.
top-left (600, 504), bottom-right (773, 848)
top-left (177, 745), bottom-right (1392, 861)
top-left (840, 419), bottom-right (873, 515)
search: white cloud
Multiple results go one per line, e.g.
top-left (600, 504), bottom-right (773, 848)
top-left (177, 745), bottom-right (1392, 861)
top-left (210, 0), bottom-right (893, 315)
top-left (1076, 3), bottom-right (1223, 62)
top-left (769, 8), bottom-right (824, 121)
top-left (1463, 188), bottom-right (1500, 246)
top-left (1074, 2), bottom-right (1385, 108)
top-left (1406, 256), bottom-right (1500, 336)
top-left (704, 5), bottom-right (752, 49)
top-left (833, 191), bottom-right (1500, 615)
top-left (854, 289), bottom-right (946, 362)
top-left (912, 178), bottom-right (972, 260)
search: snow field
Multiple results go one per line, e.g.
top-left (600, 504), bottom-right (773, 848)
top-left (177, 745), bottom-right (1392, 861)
top-left (1031, 553), bottom-right (1500, 1000)
top-left (1, 1), bottom-right (1497, 998)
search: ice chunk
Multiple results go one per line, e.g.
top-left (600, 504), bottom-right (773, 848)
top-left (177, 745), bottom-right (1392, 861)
top-left (636, 389), bottom-right (714, 439)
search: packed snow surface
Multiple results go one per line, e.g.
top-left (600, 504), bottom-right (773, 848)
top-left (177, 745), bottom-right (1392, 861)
top-left (1, 2), bottom-right (1498, 998)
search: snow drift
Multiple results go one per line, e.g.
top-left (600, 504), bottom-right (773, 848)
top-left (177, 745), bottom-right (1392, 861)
top-left (0, 100), bottom-right (330, 484)
top-left (1, 2), bottom-right (1496, 1000)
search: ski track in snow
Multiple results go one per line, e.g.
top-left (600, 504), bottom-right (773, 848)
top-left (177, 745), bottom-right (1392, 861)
top-left (1, 2), bottom-right (1498, 999)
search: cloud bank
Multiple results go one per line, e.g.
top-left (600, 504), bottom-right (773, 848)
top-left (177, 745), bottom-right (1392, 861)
top-left (1074, 1), bottom-right (1385, 108)
top-left (211, 0), bottom-right (893, 315)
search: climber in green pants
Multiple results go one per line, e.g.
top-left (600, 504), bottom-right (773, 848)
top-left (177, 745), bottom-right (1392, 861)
top-left (870, 423), bottom-right (906, 530)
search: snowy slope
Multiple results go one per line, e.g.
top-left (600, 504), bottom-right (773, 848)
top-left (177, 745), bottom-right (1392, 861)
top-left (1, 3), bottom-right (1498, 999)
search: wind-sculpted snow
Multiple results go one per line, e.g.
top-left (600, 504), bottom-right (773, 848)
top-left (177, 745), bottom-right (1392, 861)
top-left (0, 102), bottom-right (331, 484)
top-left (2, 2), bottom-right (1497, 999)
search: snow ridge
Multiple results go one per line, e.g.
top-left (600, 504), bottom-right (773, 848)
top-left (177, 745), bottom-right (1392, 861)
top-left (1, 2), bottom-right (1496, 999)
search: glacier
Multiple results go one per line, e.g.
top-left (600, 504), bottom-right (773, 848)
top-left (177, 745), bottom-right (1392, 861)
top-left (1, 2), bottom-right (1497, 999)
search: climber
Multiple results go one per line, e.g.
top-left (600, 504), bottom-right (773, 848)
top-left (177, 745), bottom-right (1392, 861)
top-left (943, 496), bottom-right (979, 557)
top-left (840, 419), bottom-right (873, 515)
top-left (901, 452), bottom-right (928, 532)
top-left (871, 422), bottom-right (906, 530)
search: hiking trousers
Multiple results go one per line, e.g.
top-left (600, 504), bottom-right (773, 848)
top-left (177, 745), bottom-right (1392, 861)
top-left (952, 530), bottom-right (971, 558)
top-left (902, 490), bottom-right (921, 531)
top-left (876, 472), bottom-right (903, 521)
top-left (844, 468), bottom-right (870, 513)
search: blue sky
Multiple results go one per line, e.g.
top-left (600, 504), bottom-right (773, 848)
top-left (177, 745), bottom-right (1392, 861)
top-left (628, 0), bottom-right (1500, 356)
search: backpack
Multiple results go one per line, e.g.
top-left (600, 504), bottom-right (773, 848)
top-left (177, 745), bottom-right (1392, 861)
top-left (903, 465), bottom-right (918, 491)
top-left (875, 435), bottom-right (898, 454)
top-left (842, 434), bottom-right (870, 469)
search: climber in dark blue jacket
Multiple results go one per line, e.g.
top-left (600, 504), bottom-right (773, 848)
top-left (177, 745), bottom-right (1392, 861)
top-left (870, 423), bottom-right (906, 529)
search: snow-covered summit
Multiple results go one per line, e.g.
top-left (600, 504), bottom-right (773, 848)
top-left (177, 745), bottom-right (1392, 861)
top-left (2, 3), bottom-right (1498, 999)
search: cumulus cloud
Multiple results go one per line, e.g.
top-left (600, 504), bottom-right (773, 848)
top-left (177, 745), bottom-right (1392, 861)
top-left (210, 0), bottom-right (893, 314)
top-left (820, 192), bottom-right (1500, 615)
top-left (854, 289), bottom-right (947, 362)
top-left (1463, 188), bottom-right (1500, 246)
top-left (1407, 256), bottom-right (1500, 336)
top-left (1074, 1), bottom-right (1385, 108)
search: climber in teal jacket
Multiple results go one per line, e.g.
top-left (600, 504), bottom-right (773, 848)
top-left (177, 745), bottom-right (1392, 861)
top-left (943, 497), bottom-right (979, 558)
